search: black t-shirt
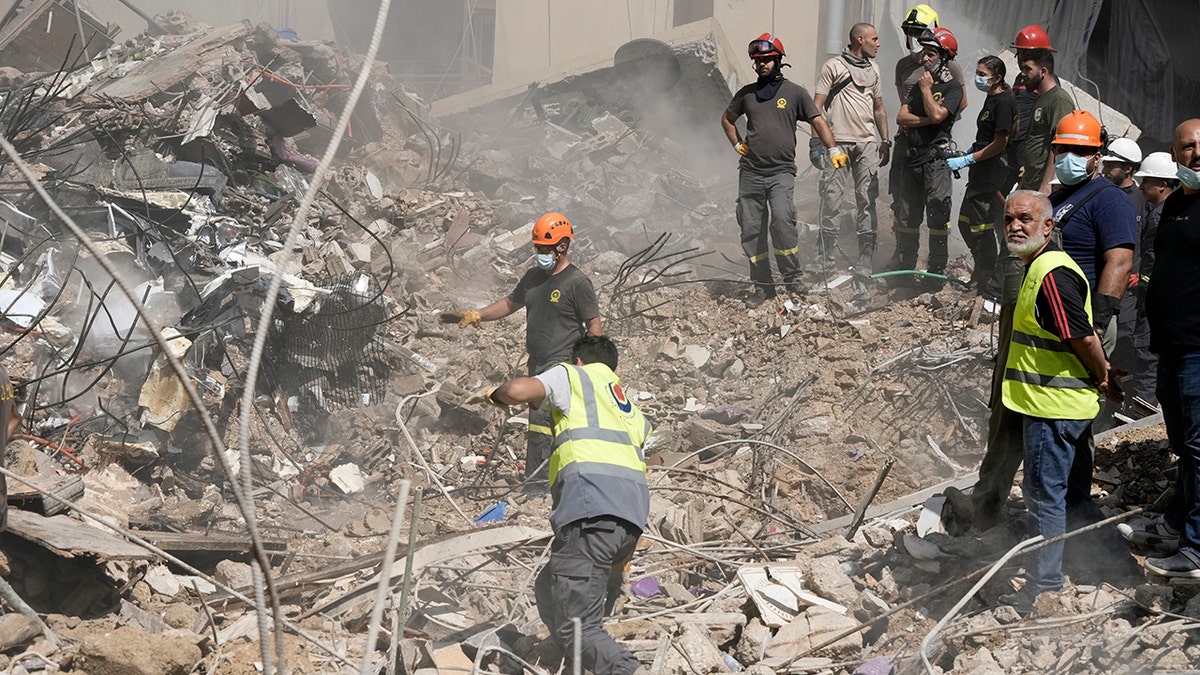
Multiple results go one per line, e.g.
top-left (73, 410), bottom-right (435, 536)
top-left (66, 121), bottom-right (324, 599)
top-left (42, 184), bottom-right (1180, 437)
top-left (509, 263), bottom-right (600, 374)
top-left (1010, 74), bottom-right (1037, 144)
top-left (1146, 190), bottom-right (1200, 353)
top-left (726, 78), bottom-right (821, 176)
top-left (973, 90), bottom-right (1017, 151)
top-left (1030, 243), bottom-right (1093, 340)
top-left (903, 79), bottom-right (962, 149)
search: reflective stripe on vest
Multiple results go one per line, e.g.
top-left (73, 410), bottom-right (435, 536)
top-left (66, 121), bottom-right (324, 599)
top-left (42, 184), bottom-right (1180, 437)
top-left (1001, 250), bottom-right (1099, 420)
top-left (548, 363), bottom-right (649, 488)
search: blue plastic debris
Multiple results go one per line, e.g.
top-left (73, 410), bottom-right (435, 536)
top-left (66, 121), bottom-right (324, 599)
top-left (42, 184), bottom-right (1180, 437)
top-left (474, 502), bottom-right (507, 527)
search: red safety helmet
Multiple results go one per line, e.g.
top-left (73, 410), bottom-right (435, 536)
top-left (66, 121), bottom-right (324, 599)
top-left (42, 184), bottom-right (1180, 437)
top-left (1012, 24), bottom-right (1055, 51)
top-left (531, 212), bottom-right (574, 245)
top-left (748, 33), bottom-right (785, 58)
top-left (918, 26), bottom-right (958, 58)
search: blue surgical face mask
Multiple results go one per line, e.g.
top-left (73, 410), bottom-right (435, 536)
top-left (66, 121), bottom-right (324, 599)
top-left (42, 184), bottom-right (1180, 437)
top-left (1178, 163), bottom-right (1200, 191)
top-left (974, 75), bottom-right (991, 92)
top-left (1054, 152), bottom-right (1091, 186)
top-left (536, 253), bottom-right (557, 270)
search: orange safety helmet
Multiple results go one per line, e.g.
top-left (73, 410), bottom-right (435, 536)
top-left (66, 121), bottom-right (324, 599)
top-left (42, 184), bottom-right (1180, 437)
top-left (1052, 110), bottom-right (1105, 148)
top-left (531, 212), bottom-right (574, 245)
top-left (1012, 24), bottom-right (1055, 51)
top-left (748, 33), bottom-right (785, 58)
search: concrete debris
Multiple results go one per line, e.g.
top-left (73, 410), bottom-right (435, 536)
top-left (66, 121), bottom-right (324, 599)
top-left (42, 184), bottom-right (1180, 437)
top-left (0, 3), bottom-right (1183, 673)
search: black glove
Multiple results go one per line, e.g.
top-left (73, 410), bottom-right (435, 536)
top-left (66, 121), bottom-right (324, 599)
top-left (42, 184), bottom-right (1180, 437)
top-left (1091, 293), bottom-right (1121, 332)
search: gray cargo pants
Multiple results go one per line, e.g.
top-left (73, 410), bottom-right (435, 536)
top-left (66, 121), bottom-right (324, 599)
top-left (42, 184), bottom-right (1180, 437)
top-left (535, 517), bottom-right (642, 675)
top-left (736, 170), bottom-right (801, 288)
top-left (818, 140), bottom-right (880, 270)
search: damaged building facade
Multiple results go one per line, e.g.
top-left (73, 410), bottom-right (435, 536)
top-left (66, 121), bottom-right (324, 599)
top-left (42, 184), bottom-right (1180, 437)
top-left (0, 1), bottom-right (1195, 674)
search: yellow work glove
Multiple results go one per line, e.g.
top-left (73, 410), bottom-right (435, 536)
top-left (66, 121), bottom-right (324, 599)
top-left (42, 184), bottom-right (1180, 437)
top-left (829, 146), bottom-right (849, 169)
top-left (467, 386), bottom-right (505, 407)
top-left (457, 309), bottom-right (481, 328)
top-left (735, 142), bottom-right (749, 156)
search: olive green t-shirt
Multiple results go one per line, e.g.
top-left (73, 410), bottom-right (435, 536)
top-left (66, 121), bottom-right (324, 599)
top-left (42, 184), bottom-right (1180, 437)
top-left (1019, 85), bottom-right (1075, 190)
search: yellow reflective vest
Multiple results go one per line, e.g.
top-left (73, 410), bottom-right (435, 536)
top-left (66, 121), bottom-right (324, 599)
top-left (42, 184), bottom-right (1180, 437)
top-left (546, 362), bottom-right (651, 532)
top-left (1002, 250), bottom-right (1100, 420)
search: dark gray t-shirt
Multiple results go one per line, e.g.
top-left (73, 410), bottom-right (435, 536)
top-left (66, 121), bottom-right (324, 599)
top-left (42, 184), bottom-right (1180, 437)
top-left (509, 264), bottom-right (600, 374)
top-left (895, 56), bottom-right (965, 105)
top-left (726, 79), bottom-right (821, 176)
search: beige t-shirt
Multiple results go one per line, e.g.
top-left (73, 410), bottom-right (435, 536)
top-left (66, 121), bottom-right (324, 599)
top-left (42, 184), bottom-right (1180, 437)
top-left (814, 56), bottom-right (883, 144)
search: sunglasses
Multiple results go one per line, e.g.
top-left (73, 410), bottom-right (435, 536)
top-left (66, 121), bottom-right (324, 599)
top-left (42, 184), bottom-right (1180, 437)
top-left (1052, 144), bottom-right (1099, 156)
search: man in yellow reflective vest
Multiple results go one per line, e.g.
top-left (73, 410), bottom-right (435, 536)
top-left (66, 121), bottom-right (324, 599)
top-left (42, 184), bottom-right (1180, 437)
top-left (488, 335), bottom-right (651, 675)
top-left (997, 190), bottom-right (1123, 612)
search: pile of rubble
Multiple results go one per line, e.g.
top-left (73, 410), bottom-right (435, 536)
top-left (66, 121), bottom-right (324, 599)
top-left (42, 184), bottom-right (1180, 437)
top-left (0, 6), bottom-right (1195, 675)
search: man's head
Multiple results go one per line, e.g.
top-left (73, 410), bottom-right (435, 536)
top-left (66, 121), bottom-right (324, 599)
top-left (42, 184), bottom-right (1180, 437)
top-left (1004, 190), bottom-right (1055, 261)
top-left (1018, 48), bottom-right (1055, 92)
top-left (1101, 137), bottom-right (1142, 187)
top-left (748, 33), bottom-right (785, 79)
top-left (1051, 110), bottom-right (1105, 187)
top-left (531, 212), bottom-right (573, 270)
top-left (849, 23), bottom-right (879, 58)
top-left (1135, 151), bottom-right (1179, 204)
top-left (572, 335), bottom-right (619, 371)
top-left (916, 27), bottom-right (957, 78)
top-left (1171, 118), bottom-right (1200, 193)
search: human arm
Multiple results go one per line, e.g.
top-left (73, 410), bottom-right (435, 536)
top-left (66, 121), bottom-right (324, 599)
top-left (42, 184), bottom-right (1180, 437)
top-left (1066, 333), bottom-right (1123, 402)
top-left (873, 95), bottom-right (891, 166)
top-left (895, 73), bottom-right (950, 128)
top-left (720, 108), bottom-right (745, 152)
top-left (972, 129), bottom-right (1010, 163)
top-left (1036, 267), bottom-right (1122, 402)
top-left (478, 296), bottom-right (522, 322)
top-left (585, 316), bottom-right (602, 336)
top-left (492, 376), bottom-right (547, 407)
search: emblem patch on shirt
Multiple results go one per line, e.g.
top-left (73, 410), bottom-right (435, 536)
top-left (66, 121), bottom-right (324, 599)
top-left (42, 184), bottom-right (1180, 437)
top-left (776, 98), bottom-right (787, 109)
top-left (550, 289), bottom-right (561, 303)
top-left (980, 110), bottom-right (991, 121)
top-left (1034, 107), bottom-right (1043, 122)
top-left (933, 92), bottom-right (944, 102)
top-left (609, 382), bottom-right (633, 413)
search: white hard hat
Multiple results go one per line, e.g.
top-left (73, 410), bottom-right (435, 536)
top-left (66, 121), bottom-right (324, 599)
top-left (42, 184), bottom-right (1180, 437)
top-left (1102, 137), bottom-right (1143, 164)
top-left (1135, 151), bottom-right (1178, 179)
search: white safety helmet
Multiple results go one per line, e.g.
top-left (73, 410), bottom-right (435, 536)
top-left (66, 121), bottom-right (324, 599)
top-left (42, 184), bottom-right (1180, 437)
top-left (1135, 151), bottom-right (1178, 179)
top-left (1101, 137), bottom-right (1143, 165)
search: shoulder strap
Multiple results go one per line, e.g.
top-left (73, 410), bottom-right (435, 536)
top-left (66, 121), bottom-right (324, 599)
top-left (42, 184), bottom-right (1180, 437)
top-left (1054, 180), bottom-right (1118, 228)
top-left (823, 75), bottom-right (853, 112)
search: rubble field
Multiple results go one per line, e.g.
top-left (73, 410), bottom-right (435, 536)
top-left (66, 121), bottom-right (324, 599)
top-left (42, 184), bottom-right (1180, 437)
top-left (0, 9), bottom-right (1191, 675)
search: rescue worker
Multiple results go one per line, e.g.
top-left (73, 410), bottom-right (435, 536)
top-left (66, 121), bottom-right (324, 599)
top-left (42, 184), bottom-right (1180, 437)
top-left (485, 335), bottom-right (652, 674)
top-left (812, 22), bottom-right (889, 290)
top-left (1119, 152), bottom-right (1178, 407)
top-left (1048, 111), bottom-right (1136, 357)
top-left (947, 55), bottom-right (1018, 299)
top-left (1102, 137), bottom-right (1147, 424)
top-left (721, 32), bottom-right (844, 307)
top-left (997, 190), bottom-right (1122, 612)
top-left (1017, 47), bottom-right (1074, 194)
top-left (888, 26), bottom-right (962, 288)
top-left (1139, 119), bottom-right (1200, 578)
top-left (455, 213), bottom-right (602, 480)
top-left (889, 5), bottom-right (966, 251)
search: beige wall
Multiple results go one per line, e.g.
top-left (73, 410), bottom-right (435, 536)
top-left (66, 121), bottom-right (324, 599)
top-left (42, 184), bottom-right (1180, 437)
top-left (491, 0), bottom-right (824, 95)
top-left (78, 0), bottom-right (335, 41)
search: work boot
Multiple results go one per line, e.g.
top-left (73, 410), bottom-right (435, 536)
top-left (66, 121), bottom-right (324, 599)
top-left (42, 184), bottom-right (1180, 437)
top-left (744, 285), bottom-right (775, 309)
top-left (785, 281), bottom-right (807, 296)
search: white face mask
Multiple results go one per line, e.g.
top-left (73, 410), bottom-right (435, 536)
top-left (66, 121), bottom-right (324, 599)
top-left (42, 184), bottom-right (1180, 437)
top-left (536, 253), bottom-right (557, 270)
top-left (974, 75), bottom-right (991, 91)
